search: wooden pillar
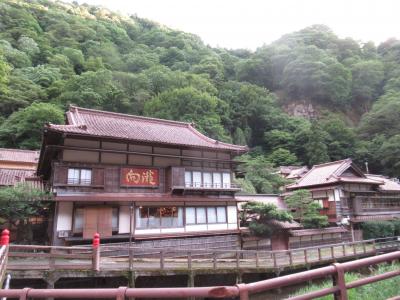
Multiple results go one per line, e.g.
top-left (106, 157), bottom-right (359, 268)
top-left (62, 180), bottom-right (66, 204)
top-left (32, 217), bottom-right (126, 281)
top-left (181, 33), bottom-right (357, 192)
top-left (188, 272), bottom-right (195, 300)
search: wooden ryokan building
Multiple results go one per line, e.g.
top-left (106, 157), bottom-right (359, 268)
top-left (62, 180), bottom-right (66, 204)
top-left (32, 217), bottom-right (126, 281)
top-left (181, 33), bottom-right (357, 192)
top-left (37, 106), bottom-right (248, 246)
top-left (286, 159), bottom-right (400, 241)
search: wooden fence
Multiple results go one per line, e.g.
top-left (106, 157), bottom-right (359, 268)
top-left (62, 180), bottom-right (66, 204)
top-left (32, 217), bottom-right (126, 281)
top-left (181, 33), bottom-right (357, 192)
top-left (6, 236), bottom-right (400, 273)
top-left (0, 251), bottom-right (399, 300)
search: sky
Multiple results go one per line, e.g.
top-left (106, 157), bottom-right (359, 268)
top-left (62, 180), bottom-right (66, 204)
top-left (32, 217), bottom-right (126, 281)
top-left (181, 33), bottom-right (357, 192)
top-left (69, 0), bottom-right (400, 50)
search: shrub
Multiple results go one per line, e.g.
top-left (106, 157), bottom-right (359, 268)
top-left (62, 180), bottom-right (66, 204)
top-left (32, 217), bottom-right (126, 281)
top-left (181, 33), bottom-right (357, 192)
top-left (361, 221), bottom-right (395, 239)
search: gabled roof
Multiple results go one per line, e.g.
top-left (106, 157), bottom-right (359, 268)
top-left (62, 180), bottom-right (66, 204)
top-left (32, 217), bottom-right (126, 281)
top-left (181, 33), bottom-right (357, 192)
top-left (0, 169), bottom-right (36, 186)
top-left (366, 174), bottom-right (400, 192)
top-left (46, 106), bottom-right (248, 152)
top-left (0, 148), bottom-right (39, 164)
top-left (286, 159), bottom-right (382, 190)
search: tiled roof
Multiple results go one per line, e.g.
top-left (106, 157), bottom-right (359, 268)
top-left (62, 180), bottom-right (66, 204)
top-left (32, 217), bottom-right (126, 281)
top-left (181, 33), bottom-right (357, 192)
top-left (289, 227), bottom-right (348, 236)
top-left (286, 159), bottom-right (382, 189)
top-left (0, 148), bottom-right (39, 164)
top-left (286, 166), bottom-right (309, 179)
top-left (46, 106), bottom-right (248, 152)
top-left (0, 169), bottom-right (36, 186)
top-left (366, 175), bottom-right (400, 191)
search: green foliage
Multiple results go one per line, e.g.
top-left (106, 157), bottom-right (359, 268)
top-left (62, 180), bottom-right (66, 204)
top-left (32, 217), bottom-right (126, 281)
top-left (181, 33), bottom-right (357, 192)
top-left (0, 102), bottom-right (64, 149)
top-left (361, 221), bottom-right (396, 239)
top-left (267, 148), bottom-right (298, 167)
top-left (0, 183), bottom-right (52, 243)
top-left (237, 154), bottom-right (289, 194)
top-left (144, 87), bottom-right (230, 141)
top-left (0, 52), bottom-right (11, 93)
top-left (242, 201), bottom-right (293, 236)
top-left (292, 263), bottom-right (400, 300)
top-left (0, 0), bottom-right (397, 176)
top-left (285, 189), bottom-right (328, 228)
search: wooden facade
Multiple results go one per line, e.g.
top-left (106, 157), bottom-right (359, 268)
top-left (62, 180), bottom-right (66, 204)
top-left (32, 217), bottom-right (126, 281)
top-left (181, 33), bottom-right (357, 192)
top-left (286, 159), bottom-right (400, 241)
top-left (38, 106), bottom-right (247, 246)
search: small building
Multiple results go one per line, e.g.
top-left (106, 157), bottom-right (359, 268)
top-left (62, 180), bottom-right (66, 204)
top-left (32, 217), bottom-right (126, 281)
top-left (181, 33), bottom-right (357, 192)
top-left (0, 148), bottom-right (39, 187)
top-left (285, 159), bottom-right (400, 240)
top-left (37, 106), bottom-right (248, 247)
top-left (278, 166), bottom-right (309, 180)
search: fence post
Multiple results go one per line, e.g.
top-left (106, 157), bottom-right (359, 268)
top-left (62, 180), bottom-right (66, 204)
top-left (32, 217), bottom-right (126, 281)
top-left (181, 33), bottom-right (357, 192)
top-left (160, 250), bottom-right (165, 270)
top-left (331, 246), bottom-right (335, 259)
top-left (236, 251), bottom-right (240, 269)
top-left (288, 251), bottom-right (293, 266)
top-left (332, 263), bottom-right (348, 300)
top-left (187, 251), bottom-right (192, 271)
top-left (318, 248), bottom-right (322, 261)
top-left (92, 233), bottom-right (100, 272)
top-left (236, 283), bottom-right (249, 300)
top-left (213, 252), bottom-right (217, 270)
top-left (255, 251), bottom-right (259, 268)
top-left (342, 244), bottom-right (346, 256)
top-left (273, 252), bottom-right (277, 268)
top-left (304, 249), bottom-right (308, 264)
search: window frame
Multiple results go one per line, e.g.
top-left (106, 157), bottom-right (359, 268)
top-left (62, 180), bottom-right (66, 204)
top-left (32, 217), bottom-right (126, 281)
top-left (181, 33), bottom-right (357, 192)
top-left (67, 168), bottom-right (92, 186)
top-left (136, 206), bottom-right (184, 229)
top-left (184, 170), bottom-right (232, 189)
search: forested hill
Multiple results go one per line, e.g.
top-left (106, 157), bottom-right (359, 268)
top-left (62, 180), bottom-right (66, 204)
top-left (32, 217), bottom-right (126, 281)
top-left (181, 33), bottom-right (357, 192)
top-left (0, 0), bottom-right (399, 182)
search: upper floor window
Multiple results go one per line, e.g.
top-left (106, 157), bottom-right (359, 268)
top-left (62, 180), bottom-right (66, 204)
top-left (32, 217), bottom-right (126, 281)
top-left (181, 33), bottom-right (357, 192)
top-left (184, 170), bottom-right (231, 188)
top-left (68, 168), bottom-right (92, 185)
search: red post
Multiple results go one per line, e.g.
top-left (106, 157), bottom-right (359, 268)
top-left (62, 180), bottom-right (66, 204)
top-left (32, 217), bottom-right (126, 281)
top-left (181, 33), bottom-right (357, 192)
top-left (92, 233), bottom-right (100, 248)
top-left (0, 229), bottom-right (9, 246)
top-left (92, 233), bottom-right (100, 272)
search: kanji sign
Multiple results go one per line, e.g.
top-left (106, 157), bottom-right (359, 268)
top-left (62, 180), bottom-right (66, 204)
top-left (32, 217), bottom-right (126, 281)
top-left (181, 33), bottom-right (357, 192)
top-left (121, 168), bottom-right (159, 187)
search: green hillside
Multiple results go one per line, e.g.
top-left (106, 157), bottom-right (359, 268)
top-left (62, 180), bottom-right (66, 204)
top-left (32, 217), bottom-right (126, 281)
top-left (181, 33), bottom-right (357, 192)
top-left (0, 0), bottom-right (399, 185)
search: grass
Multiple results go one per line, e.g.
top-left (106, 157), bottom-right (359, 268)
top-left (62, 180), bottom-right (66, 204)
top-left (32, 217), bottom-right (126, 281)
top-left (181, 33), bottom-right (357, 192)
top-left (291, 263), bottom-right (400, 300)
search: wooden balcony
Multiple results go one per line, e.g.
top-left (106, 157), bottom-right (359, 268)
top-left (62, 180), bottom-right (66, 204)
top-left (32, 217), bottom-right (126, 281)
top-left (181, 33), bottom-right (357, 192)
top-left (353, 196), bottom-right (400, 215)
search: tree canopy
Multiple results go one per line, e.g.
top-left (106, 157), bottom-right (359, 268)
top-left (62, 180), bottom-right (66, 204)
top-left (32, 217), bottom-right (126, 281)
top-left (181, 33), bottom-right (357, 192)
top-left (0, 0), bottom-right (398, 178)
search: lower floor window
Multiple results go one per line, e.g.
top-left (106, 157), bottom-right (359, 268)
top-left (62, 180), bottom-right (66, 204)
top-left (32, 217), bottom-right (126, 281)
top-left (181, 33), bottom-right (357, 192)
top-left (136, 206), bottom-right (184, 229)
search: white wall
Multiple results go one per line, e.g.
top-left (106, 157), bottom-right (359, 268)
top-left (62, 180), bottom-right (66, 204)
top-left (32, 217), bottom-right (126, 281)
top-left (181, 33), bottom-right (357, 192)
top-left (227, 206), bottom-right (237, 224)
top-left (56, 202), bottom-right (73, 231)
top-left (118, 206), bottom-right (131, 234)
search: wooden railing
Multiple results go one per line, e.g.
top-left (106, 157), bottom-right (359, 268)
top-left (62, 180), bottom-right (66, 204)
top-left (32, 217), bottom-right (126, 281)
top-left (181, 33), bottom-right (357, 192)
top-left (0, 251), bottom-right (399, 300)
top-left (0, 245), bottom-right (8, 287)
top-left (6, 236), bottom-right (399, 273)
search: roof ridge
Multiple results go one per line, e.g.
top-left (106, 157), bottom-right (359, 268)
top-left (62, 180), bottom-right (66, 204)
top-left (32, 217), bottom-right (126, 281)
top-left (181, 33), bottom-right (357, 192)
top-left (187, 124), bottom-right (247, 150)
top-left (69, 105), bottom-right (191, 127)
top-left (313, 158), bottom-right (350, 168)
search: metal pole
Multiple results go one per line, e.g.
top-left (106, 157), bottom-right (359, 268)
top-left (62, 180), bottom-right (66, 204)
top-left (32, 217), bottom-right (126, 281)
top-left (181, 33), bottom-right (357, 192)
top-left (129, 203), bottom-right (133, 271)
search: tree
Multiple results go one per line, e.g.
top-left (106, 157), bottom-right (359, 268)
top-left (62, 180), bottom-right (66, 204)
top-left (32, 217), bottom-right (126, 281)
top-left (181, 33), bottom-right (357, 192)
top-left (304, 122), bottom-right (330, 166)
top-left (267, 148), bottom-right (298, 167)
top-left (285, 189), bottom-right (328, 228)
top-left (0, 183), bottom-right (51, 243)
top-left (358, 91), bottom-right (400, 139)
top-left (237, 154), bottom-right (289, 194)
top-left (0, 102), bottom-right (64, 149)
top-left (282, 46), bottom-right (351, 106)
top-left (0, 52), bottom-right (10, 93)
top-left (351, 60), bottom-right (384, 111)
top-left (144, 87), bottom-right (230, 141)
top-left (242, 202), bottom-right (293, 237)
